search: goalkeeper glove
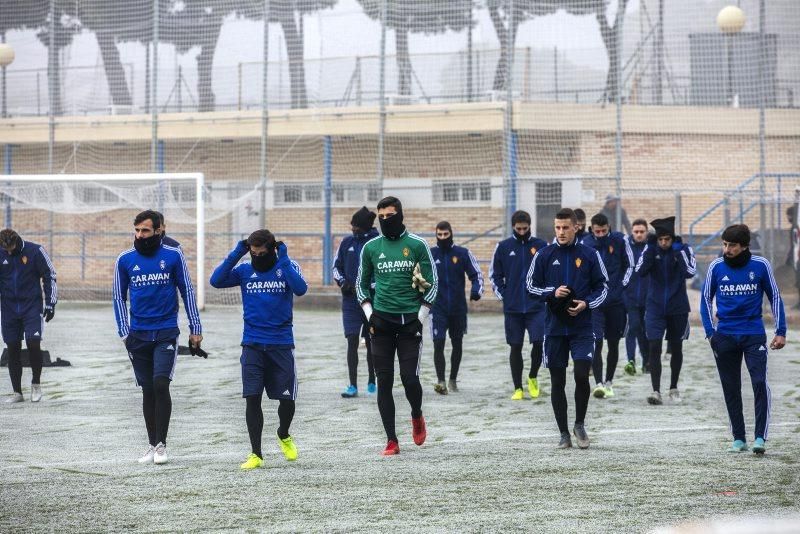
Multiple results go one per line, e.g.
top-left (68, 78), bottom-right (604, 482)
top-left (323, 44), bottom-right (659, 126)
top-left (417, 305), bottom-right (430, 324)
top-left (189, 343), bottom-right (208, 359)
top-left (361, 302), bottom-right (373, 323)
top-left (44, 306), bottom-right (55, 322)
top-left (411, 263), bottom-right (431, 293)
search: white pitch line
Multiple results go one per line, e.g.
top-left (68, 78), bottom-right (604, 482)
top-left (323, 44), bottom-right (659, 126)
top-left (1, 421), bottom-right (797, 472)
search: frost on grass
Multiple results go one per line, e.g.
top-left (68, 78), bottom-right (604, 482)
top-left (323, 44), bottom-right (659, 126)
top-left (1, 304), bottom-right (799, 532)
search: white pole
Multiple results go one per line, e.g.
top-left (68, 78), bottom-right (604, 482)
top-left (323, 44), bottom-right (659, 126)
top-left (196, 173), bottom-right (205, 310)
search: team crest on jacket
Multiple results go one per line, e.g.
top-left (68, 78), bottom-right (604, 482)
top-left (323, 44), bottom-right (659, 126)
top-left (159, 259), bottom-right (166, 270)
top-left (21, 256), bottom-right (27, 265)
top-left (608, 245), bottom-right (614, 254)
top-left (530, 247), bottom-right (537, 256)
top-left (749, 271), bottom-right (755, 280)
top-left (575, 257), bottom-right (582, 269)
top-left (276, 268), bottom-right (283, 278)
top-left (402, 247), bottom-right (410, 257)
top-left (452, 256), bottom-right (458, 264)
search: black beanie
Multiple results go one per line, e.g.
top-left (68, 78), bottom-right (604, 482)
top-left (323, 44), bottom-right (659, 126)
top-left (650, 216), bottom-right (676, 238)
top-left (721, 224), bottom-right (751, 247)
top-left (351, 206), bottom-right (376, 230)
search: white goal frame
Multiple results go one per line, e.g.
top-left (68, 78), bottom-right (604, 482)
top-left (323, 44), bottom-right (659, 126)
top-left (5, 173), bottom-right (205, 309)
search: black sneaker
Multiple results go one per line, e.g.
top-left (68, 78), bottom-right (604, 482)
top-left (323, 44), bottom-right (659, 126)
top-left (558, 432), bottom-right (572, 449)
top-left (572, 423), bottom-right (590, 449)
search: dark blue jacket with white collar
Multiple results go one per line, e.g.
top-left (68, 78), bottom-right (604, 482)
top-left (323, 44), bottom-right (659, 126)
top-left (526, 238), bottom-right (608, 336)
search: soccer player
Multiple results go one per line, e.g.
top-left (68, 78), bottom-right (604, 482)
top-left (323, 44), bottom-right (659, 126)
top-left (154, 211), bottom-right (181, 248)
top-left (623, 219), bottom-right (650, 375)
top-left (700, 224), bottom-right (785, 454)
top-left (490, 211), bottom-right (549, 400)
top-left (430, 221), bottom-right (483, 394)
top-left (210, 230), bottom-right (307, 469)
top-left (634, 216), bottom-right (696, 405)
top-left (356, 196), bottom-right (437, 456)
top-left (574, 208), bottom-right (589, 241)
top-left (527, 208), bottom-right (608, 449)
top-left (333, 207), bottom-right (379, 398)
top-left (0, 229), bottom-right (57, 404)
top-left (113, 210), bottom-right (203, 464)
top-left (581, 213), bottom-right (632, 398)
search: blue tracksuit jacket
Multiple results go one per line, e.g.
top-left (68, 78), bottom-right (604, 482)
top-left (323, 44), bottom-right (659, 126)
top-left (0, 239), bottom-right (57, 317)
top-left (113, 243), bottom-right (202, 338)
top-left (332, 228), bottom-right (379, 289)
top-left (431, 243), bottom-right (483, 316)
top-left (623, 237), bottom-right (649, 309)
top-left (700, 255), bottom-right (786, 338)
top-left (635, 238), bottom-right (696, 316)
top-left (491, 234), bottom-right (548, 314)
top-left (526, 238), bottom-right (608, 336)
top-left (581, 231), bottom-right (632, 307)
top-left (210, 242), bottom-right (307, 345)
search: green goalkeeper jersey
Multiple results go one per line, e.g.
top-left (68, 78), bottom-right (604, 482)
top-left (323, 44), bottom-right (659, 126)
top-left (356, 230), bottom-right (438, 314)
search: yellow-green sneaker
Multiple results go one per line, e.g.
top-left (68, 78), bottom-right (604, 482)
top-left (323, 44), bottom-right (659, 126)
top-left (511, 388), bottom-right (524, 401)
top-left (527, 377), bottom-right (540, 398)
top-left (278, 435), bottom-right (298, 461)
top-left (240, 453), bottom-right (263, 470)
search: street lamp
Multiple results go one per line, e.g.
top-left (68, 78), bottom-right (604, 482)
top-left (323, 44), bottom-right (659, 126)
top-left (717, 5), bottom-right (745, 107)
top-left (0, 42), bottom-right (14, 118)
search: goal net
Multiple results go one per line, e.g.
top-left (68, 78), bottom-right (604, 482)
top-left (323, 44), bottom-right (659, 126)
top-left (0, 173), bottom-right (208, 308)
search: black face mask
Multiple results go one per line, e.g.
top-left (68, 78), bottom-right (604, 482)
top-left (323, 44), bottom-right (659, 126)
top-left (437, 236), bottom-right (453, 250)
top-left (251, 251), bottom-right (277, 272)
top-left (724, 248), bottom-right (751, 269)
top-left (379, 213), bottom-right (405, 240)
top-left (134, 233), bottom-right (162, 256)
top-left (514, 230), bottom-right (531, 242)
top-left (595, 234), bottom-right (610, 247)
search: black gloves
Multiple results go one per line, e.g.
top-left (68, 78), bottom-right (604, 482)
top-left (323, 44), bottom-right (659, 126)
top-left (340, 281), bottom-right (356, 296)
top-left (44, 306), bottom-right (55, 323)
top-left (189, 343), bottom-right (208, 358)
top-left (470, 293), bottom-right (481, 301)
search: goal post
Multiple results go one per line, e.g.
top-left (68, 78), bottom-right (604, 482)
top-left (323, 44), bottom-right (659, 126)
top-left (0, 173), bottom-right (206, 309)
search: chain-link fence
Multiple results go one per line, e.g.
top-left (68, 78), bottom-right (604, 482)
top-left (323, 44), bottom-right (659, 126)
top-left (0, 0), bottom-right (798, 300)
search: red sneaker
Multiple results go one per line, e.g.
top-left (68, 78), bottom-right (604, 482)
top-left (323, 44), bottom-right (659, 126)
top-left (411, 415), bottom-right (427, 446)
top-left (381, 440), bottom-right (400, 456)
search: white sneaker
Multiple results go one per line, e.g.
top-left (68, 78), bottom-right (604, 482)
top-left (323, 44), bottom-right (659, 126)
top-left (5, 392), bottom-right (23, 403)
top-left (153, 442), bottom-right (168, 464)
top-left (31, 384), bottom-right (42, 403)
top-left (137, 445), bottom-right (156, 464)
top-left (669, 388), bottom-right (682, 403)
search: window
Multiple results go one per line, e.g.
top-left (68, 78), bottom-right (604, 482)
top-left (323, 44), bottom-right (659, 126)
top-left (433, 180), bottom-right (492, 205)
top-left (274, 181), bottom-right (381, 207)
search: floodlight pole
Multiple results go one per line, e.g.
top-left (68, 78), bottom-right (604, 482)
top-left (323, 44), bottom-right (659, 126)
top-left (614, 2), bottom-right (624, 233)
top-left (377, 0), bottom-right (387, 193)
top-left (259, 0), bottom-right (270, 229)
top-left (151, 0), bottom-right (159, 173)
top-left (758, 0), bottom-right (767, 260)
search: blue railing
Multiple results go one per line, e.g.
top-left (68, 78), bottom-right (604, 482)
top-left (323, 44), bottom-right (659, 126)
top-left (688, 173), bottom-right (800, 256)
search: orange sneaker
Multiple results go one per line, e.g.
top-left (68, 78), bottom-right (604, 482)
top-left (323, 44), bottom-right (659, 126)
top-left (411, 416), bottom-right (427, 446)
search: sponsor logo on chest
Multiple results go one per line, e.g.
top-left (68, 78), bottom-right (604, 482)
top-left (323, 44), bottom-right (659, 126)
top-left (245, 276), bottom-right (287, 293)
top-left (130, 272), bottom-right (171, 286)
top-left (719, 280), bottom-right (759, 296)
top-left (377, 259), bottom-right (415, 273)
